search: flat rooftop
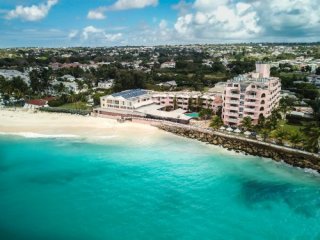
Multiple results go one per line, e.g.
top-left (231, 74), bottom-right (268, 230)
top-left (137, 104), bottom-right (191, 121)
top-left (111, 89), bottom-right (148, 99)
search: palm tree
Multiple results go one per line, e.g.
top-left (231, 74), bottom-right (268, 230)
top-left (241, 116), bottom-right (252, 131)
top-left (271, 127), bottom-right (288, 145)
top-left (259, 128), bottom-right (270, 141)
top-left (279, 97), bottom-right (294, 118)
top-left (309, 98), bottom-right (320, 124)
top-left (288, 131), bottom-right (304, 148)
top-left (303, 126), bottom-right (320, 153)
top-left (173, 97), bottom-right (177, 110)
top-left (210, 116), bottom-right (223, 130)
top-left (199, 108), bottom-right (213, 120)
top-left (265, 109), bottom-right (281, 130)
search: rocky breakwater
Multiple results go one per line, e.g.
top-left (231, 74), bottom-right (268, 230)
top-left (158, 123), bottom-right (320, 173)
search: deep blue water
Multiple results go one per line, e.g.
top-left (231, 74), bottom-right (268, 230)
top-left (0, 134), bottom-right (320, 240)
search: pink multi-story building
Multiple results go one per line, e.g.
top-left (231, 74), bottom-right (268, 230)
top-left (222, 63), bottom-right (281, 126)
top-left (152, 92), bottom-right (223, 113)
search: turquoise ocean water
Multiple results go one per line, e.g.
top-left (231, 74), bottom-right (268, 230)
top-left (0, 133), bottom-right (320, 240)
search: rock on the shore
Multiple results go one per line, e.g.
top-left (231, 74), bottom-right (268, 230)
top-left (158, 124), bottom-right (320, 173)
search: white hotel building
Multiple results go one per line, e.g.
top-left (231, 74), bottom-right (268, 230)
top-left (100, 89), bottom-right (153, 110)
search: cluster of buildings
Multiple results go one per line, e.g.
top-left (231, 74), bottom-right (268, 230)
top-left (97, 63), bottom-right (282, 126)
top-left (0, 69), bottom-right (30, 85)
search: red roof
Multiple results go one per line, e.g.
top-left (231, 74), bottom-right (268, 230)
top-left (26, 99), bottom-right (47, 106)
top-left (43, 96), bottom-right (56, 101)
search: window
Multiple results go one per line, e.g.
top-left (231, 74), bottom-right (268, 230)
top-left (261, 93), bottom-right (266, 98)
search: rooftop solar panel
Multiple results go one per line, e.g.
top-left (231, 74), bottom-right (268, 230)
top-left (111, 89), bottom-right (148, 99)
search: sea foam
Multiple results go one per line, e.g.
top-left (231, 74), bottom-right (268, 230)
top-left (0, 132), bottom-right (79, 139)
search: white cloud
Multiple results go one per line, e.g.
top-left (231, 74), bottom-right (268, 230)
top-left (193, 0), bottom-right (229, 12)
top-left (87, 9), bottom-right (106, 20)
top-left (87, 0), bottom-right (158, 21)
top-left (82, 26), bottom-right (122, 42)
top-left (68, 30), bottom-right (79, 39)
top-left (159, 19), bottom-right (167, 30)
top-left (6, 0), bottom-right (58, 21)
top-left (173, 0), bottom-right (261, 41)
top-left (257, 0), bottom-right (320, 34)
top-left (109, 0), bottom-right (158, 11)
top-left (87, 0), bottom-right (158, 20)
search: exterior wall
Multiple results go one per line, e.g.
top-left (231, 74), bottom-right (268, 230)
top-left (100, 94), bottom-right (153, 110)
top-left (222, 77), bottom-right (281, 126)
top-left (151, 92), bottom-right (223, 112)
top-left (100, 91), bottom-right (222, 114)
top-left (255, 63), bottom-right (270, 78)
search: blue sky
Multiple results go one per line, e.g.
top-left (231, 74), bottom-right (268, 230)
top-left (0, 0), bottom-right (319, 47)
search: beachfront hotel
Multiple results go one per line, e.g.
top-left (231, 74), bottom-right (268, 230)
top-left (95, 89), bottom-right (223, 123)
top-left (100, 89), bottom-right (154, 110)
top-left (222, 63), bottom-right (281, 126)
top-left (95, 89), bottom-right (192, 123)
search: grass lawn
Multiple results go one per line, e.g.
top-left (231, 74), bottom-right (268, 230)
top-left (60, 102), bottom-right (92, 111)
top-left (278, 120), bottom-right (303, 132)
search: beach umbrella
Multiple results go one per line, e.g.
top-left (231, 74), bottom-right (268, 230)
top-left (219, 126), bottom-right (226, 130)
top-left (234, 128), bottom-right (241, 133)
top-left (244, 131), bottom-right (251, 136)
top-left (227, 127), bottom-right (233, 132)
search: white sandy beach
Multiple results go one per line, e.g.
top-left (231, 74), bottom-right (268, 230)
top-left (0, 109), bottom-right (166, 144)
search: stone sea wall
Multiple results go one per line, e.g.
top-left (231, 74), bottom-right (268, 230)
top-left (158, 123), bottom-right (320, 173)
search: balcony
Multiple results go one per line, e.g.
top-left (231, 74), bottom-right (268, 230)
top-left (243, 113), bottom-right (259, 119)
top-left (227, 118), bottom-right (238, 123)
top-left (244, 107), bottom-right (256, 112)
top-left (225, 106), bottom-right (239, 111)
top-left (229, 93), bottom-right (240, 98)
top-left (245, 95), bottom-right (258, 100)
top-left (245, 100), bottom-right (257, 105)
top-left (225, 112), bottom-right (238, 117)
top-left (225, 99), bottom-right (239, 104)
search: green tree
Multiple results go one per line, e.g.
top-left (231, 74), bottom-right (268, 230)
top-left (265, 109), bottom-right (281, 130)
top-left (210, 116), bottom-right (223, 130)
top-left (188, 98), bottom-right (193, 111)
top-left (241, 116), bottom-right (253, 131)
top-left (303, 125), bottom-right (320, 153)
top-left (309, 98), bottom-right (320, 123)
top-left (259, 128), bottom-right (270, 141)
top-left (288, 131), bottom-right (304, 148)
top-left (199, 108), bottom-right (213, 120)
top-left (173, 96), bottom-right (177, 110)
top-left (256, 114), bottom-right (266, 131)
top-left (279, 97), bottom-right (295, 118)
top-left (11, 77), bottom-right (29, 98)
top-left (271, 127), bottom-right (288, 145)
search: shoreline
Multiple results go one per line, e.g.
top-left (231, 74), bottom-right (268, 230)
top-left (157, 123), bottom-right (320, 173)
top-left (1, 108), bottom-right (320, 173)
top-left (0, 108), bottom-right (164, 146)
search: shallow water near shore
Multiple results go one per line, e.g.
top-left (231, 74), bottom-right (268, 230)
top-left (0, 134), bottom-right (320, 240)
